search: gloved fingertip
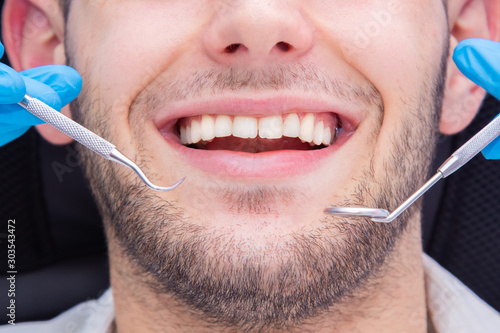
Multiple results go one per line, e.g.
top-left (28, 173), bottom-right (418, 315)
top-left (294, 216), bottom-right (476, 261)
top-left (23, 76), bottom-right (62, 111)
top-left (57, 66), bottom-right (83, 104)
top-left (453, 39), bottom-right (483, 74)
top-left (453, 38), bottom-right (500, 101)
top-left (0, 63), bottom-right (26, 103)
top-left (481, 114), bottom-right (500, 160)
top-left (21, 65), bottom-right (82, 106)
top-left (0, 43), bottom-right (4, 57)
top-left (481, 143), bottom-right (500, 160)
top-left (0, 104), bottom-right (44, 126)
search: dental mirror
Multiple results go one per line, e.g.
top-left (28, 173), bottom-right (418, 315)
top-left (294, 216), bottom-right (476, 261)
top-left (325, 112), bottom-right (500, 223)
top-left (324, 207), bottom-right (390, 219)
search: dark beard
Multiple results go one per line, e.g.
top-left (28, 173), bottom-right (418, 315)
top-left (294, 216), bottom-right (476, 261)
top-left (69, 50), bottom-right (447, 331)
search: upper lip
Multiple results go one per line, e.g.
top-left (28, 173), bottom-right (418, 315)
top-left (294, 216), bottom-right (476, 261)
top-left (153, 94), bottom-right (365, 134)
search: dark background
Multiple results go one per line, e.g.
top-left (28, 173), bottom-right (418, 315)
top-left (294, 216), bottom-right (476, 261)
top-left (0, 0), bottom-right (109, 323)
top-left (0, 0), bottom-right (499, 325)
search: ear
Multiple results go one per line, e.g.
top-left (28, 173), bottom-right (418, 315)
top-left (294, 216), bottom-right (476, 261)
top-left (2, 0), bottom-right (74, 144)
top-left (440, 0), bottom-right (500, 135)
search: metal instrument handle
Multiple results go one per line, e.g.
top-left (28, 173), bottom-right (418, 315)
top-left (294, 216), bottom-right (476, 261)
top-left (439, 115), bottom-right (500, 177)
top-left (19, 95), bottom-right (115, 158)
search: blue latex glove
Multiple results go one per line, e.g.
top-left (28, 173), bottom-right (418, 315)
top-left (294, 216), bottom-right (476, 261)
top-left (0, 43), bottom-right (82, 146)
top-left (453, 38), bottom-right (500, 159)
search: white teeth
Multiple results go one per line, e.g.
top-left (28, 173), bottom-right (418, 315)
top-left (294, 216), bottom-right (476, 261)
top-left (201, 115), bottom-right (215, 141)
top-left (190, 119), bottom-right (202, 144)
top-left (180, 126), bottom-right (188, 144)
top-left (186, 124), bottom-right (192, 144)
top-left (283, 113), bottom-right (301, 138)
top-left (233, 116), bottom-right (258, 139)
top-left (259, 115), bottom-right (283, 139)
top-left (180, 112), bottom-right (338, 147)
top-left (322, 127), bottom-right (332, 146)
top-left (214, 115), bottom-right (232, 137)
top-left (299, 113), bottom-right (315, 143)
top-left (313, 121), bottom-right (324, 145)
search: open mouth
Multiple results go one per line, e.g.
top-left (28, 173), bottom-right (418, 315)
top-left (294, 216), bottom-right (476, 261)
top-left (172, 112), bottom-right (341, 153)
top-left (154, 97), bottom-right (361, 178)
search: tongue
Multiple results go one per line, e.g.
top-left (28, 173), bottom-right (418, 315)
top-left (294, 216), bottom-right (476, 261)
top-left (195, 137), bottom-right (315, 153)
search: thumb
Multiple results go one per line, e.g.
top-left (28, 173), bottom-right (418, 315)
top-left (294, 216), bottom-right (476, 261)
top-left (453, 38), bottom-right (500, 101)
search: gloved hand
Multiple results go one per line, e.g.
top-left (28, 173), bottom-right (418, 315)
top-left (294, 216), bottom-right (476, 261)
top-left (453, 38), bottom-right (500, 159)
top-left (0, 42), bottom-right (82, 146)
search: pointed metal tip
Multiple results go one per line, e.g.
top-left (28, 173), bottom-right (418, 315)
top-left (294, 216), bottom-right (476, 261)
top-left (152, 176), bottom-right (186, 192)
top-left (173, 176), bottom-right (186, 188)
top-left (108, 149), bottom-right (186, 193)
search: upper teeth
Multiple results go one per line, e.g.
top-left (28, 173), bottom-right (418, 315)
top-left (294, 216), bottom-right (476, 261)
top-left (179, 112), bottom-right (338, 146)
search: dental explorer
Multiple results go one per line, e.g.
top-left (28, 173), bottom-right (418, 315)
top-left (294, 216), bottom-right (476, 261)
top-left (18, 94), bottom-right (184, 192)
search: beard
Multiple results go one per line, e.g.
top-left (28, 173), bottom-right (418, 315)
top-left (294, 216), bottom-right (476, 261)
top-left (69, 49), bottom-right (447, 331)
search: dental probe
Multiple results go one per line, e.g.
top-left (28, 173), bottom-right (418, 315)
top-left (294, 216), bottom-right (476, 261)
top-left (325, 113), bottom-right (500, 223)
top-left (18, 94), bottom-right (184, 192)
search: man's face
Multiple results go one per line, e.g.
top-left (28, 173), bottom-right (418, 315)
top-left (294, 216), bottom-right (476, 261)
top-left (66, 0), bottom-right (448, 330)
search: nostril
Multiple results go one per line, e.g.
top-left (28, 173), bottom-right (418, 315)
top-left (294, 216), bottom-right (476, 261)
top-left (276, 41), bottom-right (292, 52)
top-left (225, 43), bottom-right (241, 53)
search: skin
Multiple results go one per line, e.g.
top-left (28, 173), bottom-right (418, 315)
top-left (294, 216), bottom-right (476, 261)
top-left (3, 0), bottom-right (499, 332)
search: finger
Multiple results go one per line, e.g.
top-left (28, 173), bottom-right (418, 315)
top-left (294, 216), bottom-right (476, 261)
top-left (0, 103), bottom-right (44, 126)
top-left (481, 114), bottom-right (500, 160)
top-left (453, 38), bottom-right (500, 101)
top-left (24, 76), bottom-right (63, 110)
top-left (0, 76), bottom-right (62, 126)
top-left (0, 62), bottom-right (26, 104)
top-left (482, 136), bottom-right (500, 159)
top-left (21, 65), bottom-right (82, 106)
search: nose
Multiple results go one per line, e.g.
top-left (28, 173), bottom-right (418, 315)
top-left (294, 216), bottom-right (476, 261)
top-left (202, 1), bottom-right (314, 65)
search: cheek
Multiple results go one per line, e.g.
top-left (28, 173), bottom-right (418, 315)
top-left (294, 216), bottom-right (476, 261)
top-left (321, 3), bottom-right (446, 129)
top-left (309, 0), bottom-right (448, 171)
top-left (69, 1), bottom-right (212, 142)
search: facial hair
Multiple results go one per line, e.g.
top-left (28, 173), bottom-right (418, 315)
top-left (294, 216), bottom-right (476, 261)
top-left (69, 48), bottom-right (447, 331)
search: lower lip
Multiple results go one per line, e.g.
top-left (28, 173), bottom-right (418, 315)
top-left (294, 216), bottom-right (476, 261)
top-left (162, 132), bottom-right (350, 178)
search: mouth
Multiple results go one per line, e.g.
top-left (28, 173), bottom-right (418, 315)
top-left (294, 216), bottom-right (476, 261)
top-left (177, 112), bottom-right (341, 153)
top-left (154, 97), bottom-right (362, 178)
